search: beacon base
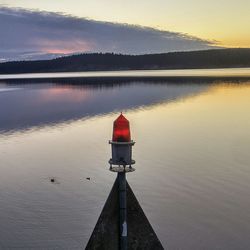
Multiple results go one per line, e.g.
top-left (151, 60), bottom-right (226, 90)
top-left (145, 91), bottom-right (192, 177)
top-left (109, 165), bottom-right (135, 173)
top-left (109, 159), bottom-right (135, 173)
top-left (109, 140), bottom-right (135, 166)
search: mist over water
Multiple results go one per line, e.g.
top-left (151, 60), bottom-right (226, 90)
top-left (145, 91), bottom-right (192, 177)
top-left (1, 76), bottom-right (250, 249)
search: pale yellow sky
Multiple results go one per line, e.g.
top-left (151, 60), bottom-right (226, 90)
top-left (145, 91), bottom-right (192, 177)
top-left (1, 0), bottom-right (250, 47)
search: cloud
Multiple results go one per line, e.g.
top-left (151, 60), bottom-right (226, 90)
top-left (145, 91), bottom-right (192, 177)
top-left (0, 7), bottom-right (219, 61)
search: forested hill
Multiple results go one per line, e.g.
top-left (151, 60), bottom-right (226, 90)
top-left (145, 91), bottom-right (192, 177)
top-left (0, 48), bottom-right (250, 74)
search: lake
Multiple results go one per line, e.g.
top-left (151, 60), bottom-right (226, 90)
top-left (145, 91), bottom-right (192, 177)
top-left (1, 70), bottom-right (250, 249)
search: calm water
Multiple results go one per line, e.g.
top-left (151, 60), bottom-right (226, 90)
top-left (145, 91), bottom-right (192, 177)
top-left (1, 76), bottom-right (250, 249)
top-left (1, 67), bottom-right (250, 80)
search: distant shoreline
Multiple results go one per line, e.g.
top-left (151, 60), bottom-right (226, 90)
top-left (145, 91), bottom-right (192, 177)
top-left (1, 49), bottom-right (250, 76)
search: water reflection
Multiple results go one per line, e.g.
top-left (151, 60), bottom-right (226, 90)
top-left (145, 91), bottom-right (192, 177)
top-left (0, 79), bottom-right (213, 133)
top-left (1, 79), bottom-right (250, 249)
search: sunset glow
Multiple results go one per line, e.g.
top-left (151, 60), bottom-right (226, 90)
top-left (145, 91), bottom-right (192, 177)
top-left (1, 0), bottom-right (249, 48)
top-left (39, 39), bottom-right (94, 54)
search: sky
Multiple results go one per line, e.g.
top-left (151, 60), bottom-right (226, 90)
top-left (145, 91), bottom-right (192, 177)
top-left (0, 0), bottom-right (249, 61)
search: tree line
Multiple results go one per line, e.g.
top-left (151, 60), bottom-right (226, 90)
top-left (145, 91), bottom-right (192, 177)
top-left (0, 48), bottom-right (250, 74)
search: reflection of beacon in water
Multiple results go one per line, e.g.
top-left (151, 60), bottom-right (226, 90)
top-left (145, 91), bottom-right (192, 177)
top-left (109, 113), bottom-right (135, 171)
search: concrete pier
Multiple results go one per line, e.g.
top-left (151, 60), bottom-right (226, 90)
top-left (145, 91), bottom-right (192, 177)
top-left (85, 177), bottom-right (164, 249)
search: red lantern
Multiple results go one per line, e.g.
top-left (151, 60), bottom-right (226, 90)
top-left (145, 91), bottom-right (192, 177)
top-left (112, 114), bottom-right (131, 142)
top-left (109, 113), bottom-right (135, 169)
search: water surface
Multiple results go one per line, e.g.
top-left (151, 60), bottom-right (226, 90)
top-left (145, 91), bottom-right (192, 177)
top-left (1, 67), bottom-right (250, 80)
top-left (1, 77), bottom-right (250, 249)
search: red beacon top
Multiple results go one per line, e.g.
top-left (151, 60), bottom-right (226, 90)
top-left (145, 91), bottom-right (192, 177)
top-left (112, 113), bottom-right (131, 142)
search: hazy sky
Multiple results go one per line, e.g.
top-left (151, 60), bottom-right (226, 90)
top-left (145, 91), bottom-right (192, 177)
top-left (1, 0), bottom-right (249, 47)
top-left (0, 0), bottom-right (249, 61)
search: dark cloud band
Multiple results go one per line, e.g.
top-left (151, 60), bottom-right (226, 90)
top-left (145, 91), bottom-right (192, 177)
top-left (0, 7), bottom-right (217, 61)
